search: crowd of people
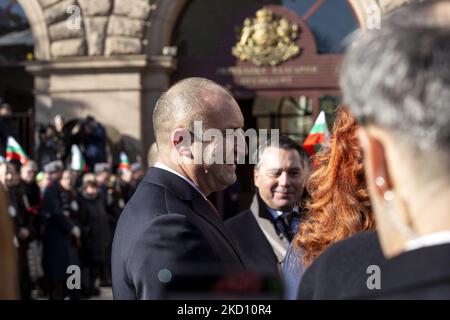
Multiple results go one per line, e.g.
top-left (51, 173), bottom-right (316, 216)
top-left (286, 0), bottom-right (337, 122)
top-left (0, 113), bottom-right (146, 300)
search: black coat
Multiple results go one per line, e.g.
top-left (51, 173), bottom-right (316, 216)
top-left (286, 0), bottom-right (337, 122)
top-left (78, 193), bottom-right (110, 264)
top-left (298, 231), bottom-right (385, 300)
top-left (42, 182), bottom-right (76, 281)
top-left (111, 167), bottom-right (247, 299)
top-left (344, 240), bottom-right (450, 299)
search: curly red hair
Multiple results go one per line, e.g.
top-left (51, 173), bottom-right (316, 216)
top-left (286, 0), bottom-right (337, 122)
top-left (294, 107), bottom-right (375, 267)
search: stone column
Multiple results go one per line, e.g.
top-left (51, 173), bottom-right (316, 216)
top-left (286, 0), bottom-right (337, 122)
top-left (140, 56), bottom-right (176, 164)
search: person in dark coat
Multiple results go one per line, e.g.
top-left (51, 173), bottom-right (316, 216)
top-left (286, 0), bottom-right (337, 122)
top-left (19, 161), bottom-right (42, 218)
top-left (339, 0), bottom-right (450, 299)
top-left (226, 136), bottom-right (310, 277)
top-left (41, 162), bottom-right (81, 300)
top-left (78, 173), bottom-right (110, 297)
top-left (112, 78), bottom-right (248, 299)
top-left (19, 161), bottom-right (44, 295)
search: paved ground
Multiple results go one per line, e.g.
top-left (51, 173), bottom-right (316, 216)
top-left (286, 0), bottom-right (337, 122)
top-left (33, 286), bottom-right (113, 300)
top-left (90, 287), bottom-right (113, 300)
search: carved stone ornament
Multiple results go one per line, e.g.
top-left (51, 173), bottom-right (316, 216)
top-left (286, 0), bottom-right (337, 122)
top-left (232, 7), bottom-right (301, 66)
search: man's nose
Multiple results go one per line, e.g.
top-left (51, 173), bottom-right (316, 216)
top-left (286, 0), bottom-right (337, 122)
top-left (278, 172), bottom-right (289, 186)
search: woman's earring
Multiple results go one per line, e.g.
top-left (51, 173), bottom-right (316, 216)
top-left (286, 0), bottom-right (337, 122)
top-left (375, 176), bottom-right (417, 238)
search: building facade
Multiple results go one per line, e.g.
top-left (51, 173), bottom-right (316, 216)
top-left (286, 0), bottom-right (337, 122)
top-left (8, 0), bottom-right (412, 162)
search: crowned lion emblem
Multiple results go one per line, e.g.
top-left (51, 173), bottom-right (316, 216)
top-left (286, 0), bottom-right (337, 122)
top-left (232, 8), bottom-right (301, 66)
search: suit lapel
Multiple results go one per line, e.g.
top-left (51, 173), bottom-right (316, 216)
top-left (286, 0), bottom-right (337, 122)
top-left (144, 167), bottom-right (247, 268)
top-left (251, 194), bottom-right (290, 263)
top-left (191, 192), bottom-right (247, 268)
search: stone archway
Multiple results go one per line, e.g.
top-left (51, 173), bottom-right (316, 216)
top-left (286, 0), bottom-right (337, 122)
top-left (143, 0), bottom-right (416, 57)
top-left (18, 0), bottom-right (158, 58)
top-left (17, 0), bottom-right (51, 60)
top-left (17, 0), bottom-right (416, 60)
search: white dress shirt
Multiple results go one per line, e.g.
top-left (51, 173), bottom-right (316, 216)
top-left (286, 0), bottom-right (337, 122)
top-left (405, 230), bottom-right (450, 252)
top-left (266, 205), bottom-right (299, 220)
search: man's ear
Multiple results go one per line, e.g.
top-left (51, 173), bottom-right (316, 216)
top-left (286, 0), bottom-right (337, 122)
top-left (253, 168), bottom-right (260, 188)
top-left (358, 127), bottom-right (393, 199)
top-left (171, 128), bottom-right (192, 158)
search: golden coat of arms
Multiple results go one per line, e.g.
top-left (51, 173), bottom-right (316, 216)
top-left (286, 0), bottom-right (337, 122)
top-left (232, 8), bottom-right (301, 66)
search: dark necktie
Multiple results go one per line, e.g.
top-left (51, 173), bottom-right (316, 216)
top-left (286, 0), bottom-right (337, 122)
top-left (275, 211), bottom-right (296, 241)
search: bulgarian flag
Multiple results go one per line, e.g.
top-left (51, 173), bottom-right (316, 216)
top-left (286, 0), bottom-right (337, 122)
top-left (303, 111), bottom-right (330, 156)
top-left (6, 136), bottom-right (29, 165)
top-left (71, 144), bottom-right (86, 172)
top-left (119, 151), bottom-right (130, 170)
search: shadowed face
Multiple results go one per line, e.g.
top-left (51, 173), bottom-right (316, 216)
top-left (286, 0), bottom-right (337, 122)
top-left (60, 171), bottom-right (72, 191)
top-left (21, 164), bottom-right (37, 184)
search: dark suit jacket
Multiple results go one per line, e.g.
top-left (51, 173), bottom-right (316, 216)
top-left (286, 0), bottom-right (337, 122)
top-left (111, 167), bottom-right (247, 300)
top-left (225, 193), bottom-right (289, 276)
top-left (42, 182), bottom-right (76, 281)
top-left (298, 231), bottom-right (385, 300)
top-left (345, 241), bottom-right (450, 300)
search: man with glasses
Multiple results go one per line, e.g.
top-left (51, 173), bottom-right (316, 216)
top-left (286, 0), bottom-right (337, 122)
top-left (112, 77), bottom-right (249, 299)
top-left (226, 136), bottom-right (310, 277)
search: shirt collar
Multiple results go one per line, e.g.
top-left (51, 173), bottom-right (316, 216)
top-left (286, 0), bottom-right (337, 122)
top-left (154, 162), bottom-right (206, 199)
top-left (405, 230), bottom-right (450, 252)
top-left (266, 205), bottom-right (299, 220)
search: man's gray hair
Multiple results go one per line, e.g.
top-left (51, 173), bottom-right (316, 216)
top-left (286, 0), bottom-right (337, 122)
top-left (152, 77), bottom-right (234, 149)
top-left (340, 0), bottom-right (450, 153)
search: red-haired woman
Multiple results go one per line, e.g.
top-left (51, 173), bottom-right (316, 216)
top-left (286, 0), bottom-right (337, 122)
top-left (283, 107), bottom-right (376, 299)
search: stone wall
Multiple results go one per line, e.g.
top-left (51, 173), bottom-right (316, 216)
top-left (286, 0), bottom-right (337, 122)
top-left (36, 0), bottom-right (156, 58)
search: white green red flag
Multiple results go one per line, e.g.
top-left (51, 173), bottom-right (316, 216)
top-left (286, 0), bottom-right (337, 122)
top-left (71, 144), bottom-right (86, 172)
top-left (6, 136), bottom-right (29, 165)
top-left (119, 151), bottom-right (130, 170)
top-left (303, 111), bottom-right (330, 156)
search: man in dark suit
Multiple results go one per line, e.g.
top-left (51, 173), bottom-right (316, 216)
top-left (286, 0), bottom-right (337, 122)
top-left (226, 136), bottom-right (309, 276)
top-left (338, 0), bottom-right (450, 299)
top-left (112, 78), bottom-right (248, 299)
